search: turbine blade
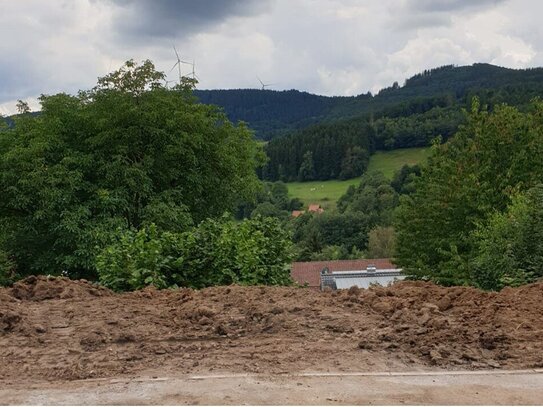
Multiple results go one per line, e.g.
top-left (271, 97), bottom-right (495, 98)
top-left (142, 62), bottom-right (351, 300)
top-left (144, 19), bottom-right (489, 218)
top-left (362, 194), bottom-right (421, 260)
top-left (169, 61), bottom-right (179, 72)
top-left (173, 45), bottom-right (180, 61)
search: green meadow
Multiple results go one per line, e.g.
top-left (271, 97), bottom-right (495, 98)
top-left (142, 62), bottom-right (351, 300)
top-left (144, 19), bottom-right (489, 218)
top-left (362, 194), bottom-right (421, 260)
top-left (286, 147), bottom-right (430, 209)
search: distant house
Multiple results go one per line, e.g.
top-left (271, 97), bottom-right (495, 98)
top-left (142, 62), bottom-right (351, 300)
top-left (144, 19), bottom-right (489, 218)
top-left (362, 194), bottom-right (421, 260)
top-left (307, 204), bottom-right (324, 214)
top-left (291, 203), bottom-right (324, 218)
top-left (291, 259), bottom-right (403, 290)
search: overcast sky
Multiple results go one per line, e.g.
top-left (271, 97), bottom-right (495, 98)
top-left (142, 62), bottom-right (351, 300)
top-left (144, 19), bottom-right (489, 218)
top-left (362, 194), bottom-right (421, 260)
top-left (1, 0), bottom-right (542, 115)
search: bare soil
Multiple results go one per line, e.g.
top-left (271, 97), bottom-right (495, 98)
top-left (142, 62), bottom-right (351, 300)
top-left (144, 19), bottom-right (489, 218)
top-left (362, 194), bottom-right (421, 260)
top-left (1, 276), bottom-right (543, 383)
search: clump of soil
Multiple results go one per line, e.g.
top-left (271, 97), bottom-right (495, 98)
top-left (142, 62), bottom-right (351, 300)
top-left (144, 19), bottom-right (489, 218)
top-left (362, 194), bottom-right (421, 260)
top-left (9, 275), bottom-right (111, 301)
top-left (1, 276), bottom-right (542, 381)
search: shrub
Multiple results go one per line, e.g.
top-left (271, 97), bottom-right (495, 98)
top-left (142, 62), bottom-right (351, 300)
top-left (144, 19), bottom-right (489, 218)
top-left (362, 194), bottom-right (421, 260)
top-left (96, 216), bottom-right (293, 291)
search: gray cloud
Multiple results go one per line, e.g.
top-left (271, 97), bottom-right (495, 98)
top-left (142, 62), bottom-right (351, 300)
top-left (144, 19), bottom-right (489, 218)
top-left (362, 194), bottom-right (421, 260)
top-left (103, 0), bottom-right (271, 42)
top-left (392, 0), bottom-right (509, 31)
top-left (405, 0), bottom-right (507, 13)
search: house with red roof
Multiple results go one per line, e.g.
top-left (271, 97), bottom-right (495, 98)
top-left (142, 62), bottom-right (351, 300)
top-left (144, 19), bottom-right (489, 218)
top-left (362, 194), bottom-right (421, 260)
top-left (291, 258), bottom-right (402, 290)
top-left (291, 203), bottom-right (324, 218)
top-left (307, 204), bottom-right (324, 213)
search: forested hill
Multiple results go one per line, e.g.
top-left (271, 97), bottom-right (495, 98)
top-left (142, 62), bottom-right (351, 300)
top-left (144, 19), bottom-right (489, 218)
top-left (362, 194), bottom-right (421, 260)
top-left (193, 89), bottom-right (348, 140)
top-left (194, 63), bottom-right (543, 140)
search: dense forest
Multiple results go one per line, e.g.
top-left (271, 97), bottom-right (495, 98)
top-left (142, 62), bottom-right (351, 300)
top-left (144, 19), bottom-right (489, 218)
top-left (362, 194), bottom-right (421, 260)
top-left (197, 64), bottom-right (543, 182)
top-left (195, 63), bottom-right (543, 140)
top-left (194, 89), bottom-right (346, 140)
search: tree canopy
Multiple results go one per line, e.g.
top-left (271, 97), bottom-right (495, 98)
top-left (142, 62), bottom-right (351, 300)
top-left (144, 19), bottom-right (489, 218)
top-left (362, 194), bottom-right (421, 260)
top-left (395, 100), bottom-right (543, 287)
top-left (0, 60), bottom-right (264, 280)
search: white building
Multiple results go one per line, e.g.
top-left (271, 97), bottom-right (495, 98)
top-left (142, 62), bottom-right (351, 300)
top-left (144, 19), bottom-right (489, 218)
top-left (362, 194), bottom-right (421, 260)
top-left (320, 264), bottom-right (404, 290)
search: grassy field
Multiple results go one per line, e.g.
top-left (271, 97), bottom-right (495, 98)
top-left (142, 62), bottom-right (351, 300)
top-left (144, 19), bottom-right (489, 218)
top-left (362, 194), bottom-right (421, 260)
top-left (286, 147), bottom-right (430, 209)
top-left (366, 147), bottom-right (432, 179)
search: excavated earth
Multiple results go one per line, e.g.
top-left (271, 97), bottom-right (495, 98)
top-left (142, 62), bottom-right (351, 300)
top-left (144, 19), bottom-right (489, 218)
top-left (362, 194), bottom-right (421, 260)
top-left (1, 276), bottom-right (543, 382)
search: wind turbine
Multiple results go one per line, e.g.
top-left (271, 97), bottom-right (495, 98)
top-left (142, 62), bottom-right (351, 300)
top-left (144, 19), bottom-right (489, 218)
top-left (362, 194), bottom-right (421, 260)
top-left (170, 45), bottom-right (190, 84)
top-left (164, 79), bottom-right (176, 89)
top-left (257, 76), bottom-right (276, 90)
top-left (189, 60), bottom-right (200, 82)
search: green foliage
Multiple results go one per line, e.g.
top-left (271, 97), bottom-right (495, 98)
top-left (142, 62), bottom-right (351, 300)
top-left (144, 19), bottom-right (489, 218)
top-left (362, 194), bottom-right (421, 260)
top-left (0, 60), bottom-right (264, 279)
top-left (337, 172), bottom-right (398, 224)
top-left (395, 100), bottom-right (543, 287)
top-left (365, 147), bottom-right (430, 179)
top-left (16, 100), bottom-right (31, 114)
top-left (297, 151), bottom-right (316, 181)
top-left (197, 63), bottom-right (543, 141)
top-left (339, 146), bottom-right (369, 180)
top-left (284, 147), bottom-right (429, 210)
top-left (264, 119), bottom-right (374, 181)
top-left (391, 164), bottom-right (421, 195)
top-left (372, 107), bottom-right (464, 150)
top-left (250, 202), bottom-right (289, 221)
top-left (289, 171), bottom-right (401, 261)
top-left (235, 181), bottom-right (299, 219)
top-left (0, 249), bottom-right (16, 286)
top-left (97, 217), bottom-right (293, 291)
top-left (292, 211), bottom-right (374, 261)
top-left (96, 224), bottom-right (171, 291)
top-left (472, 186), bottom-right (543, 290)
top-left (194, 89), bottom-right (340, 140)
top-left (367, 226), bottom-right (396, 259)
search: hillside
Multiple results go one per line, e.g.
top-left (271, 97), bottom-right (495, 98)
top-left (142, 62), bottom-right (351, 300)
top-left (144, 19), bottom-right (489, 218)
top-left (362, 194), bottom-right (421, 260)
top-left (195, 63), bottom-right (543, 140)
top-left (366, 147), bottom-right (431, 179)
top-left (286, 147), bottom-right (429, 209)
top-left (193, 89), bottom-right (346, 140)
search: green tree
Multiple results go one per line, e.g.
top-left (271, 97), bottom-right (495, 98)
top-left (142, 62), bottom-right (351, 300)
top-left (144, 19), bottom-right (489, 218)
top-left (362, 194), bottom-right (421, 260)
top-left (251, 202), bottom-right (289, 220)
top-left (15, 100), bottom-right (30, 114)
top-left (395, 100), bottom-right (543, 286)
top-left (338, 171), bottom-right (398, 225)
top-left (391, 164), bottom-right (421, 195)
top-left (367, 226), bottom-right (396, 258)
top-left (297, 151), bottom-right (316, 181)
top-left (472, 185), bottom-right (543, 290)
top-left (0, 60), bottom-right (264, 280)
top-left (339, 146), bottom-right (369, 180)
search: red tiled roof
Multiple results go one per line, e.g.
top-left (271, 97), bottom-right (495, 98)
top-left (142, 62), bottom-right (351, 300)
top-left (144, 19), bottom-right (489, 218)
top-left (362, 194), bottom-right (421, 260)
top-left (291, 210), bottom-right (305, 218)
top-left (308, 204), bottom-right (324, 213)
top-left (291, 258), bottom-right (397, 288)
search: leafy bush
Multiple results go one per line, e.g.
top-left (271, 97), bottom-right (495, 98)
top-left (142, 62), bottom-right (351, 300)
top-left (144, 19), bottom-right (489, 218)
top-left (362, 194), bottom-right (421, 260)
top-left (0, 249), bottom-right (16, 286)
top-left (96, 224), bottom-right (174, 291)
top-left (96, 216), bottom-right (293, 291)
top-left (472, 185), bottom-right (543, 290)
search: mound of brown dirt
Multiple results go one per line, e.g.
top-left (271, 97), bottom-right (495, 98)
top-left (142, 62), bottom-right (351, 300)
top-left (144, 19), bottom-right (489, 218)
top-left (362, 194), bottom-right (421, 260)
top-left (0, 278), bottom-right (542, 381)
top-left (9, 275), bottom-right (111, 301)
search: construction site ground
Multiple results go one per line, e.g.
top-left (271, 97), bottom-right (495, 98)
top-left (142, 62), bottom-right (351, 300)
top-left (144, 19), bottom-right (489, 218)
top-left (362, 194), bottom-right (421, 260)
top-left (1, 276), bottom-right (542, 404)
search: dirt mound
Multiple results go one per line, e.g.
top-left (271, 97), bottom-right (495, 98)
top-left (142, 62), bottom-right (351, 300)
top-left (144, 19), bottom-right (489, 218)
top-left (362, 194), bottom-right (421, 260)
top-left (1, 279), bottom-right (542, 381)
top-left (0, 307), bottom-right (22, 332)
top-left (9, 275), bottom-right (112, 301)
top-left (346, 281), bottom-right (543, 368)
